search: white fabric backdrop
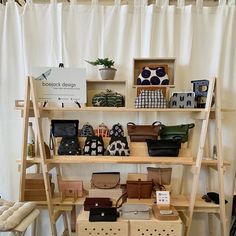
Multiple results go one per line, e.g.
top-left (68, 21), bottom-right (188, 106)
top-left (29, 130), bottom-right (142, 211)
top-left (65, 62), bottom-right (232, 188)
top-left (0, 1), bottom-right (235, 235)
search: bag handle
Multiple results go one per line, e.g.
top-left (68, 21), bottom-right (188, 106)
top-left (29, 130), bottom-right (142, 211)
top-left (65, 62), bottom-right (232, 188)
top-left (188, 123), bottom-right (195, 129)
top-left (152, 121), bottom-right (162, 126)
top-left (115, 191), bottom-right (128, 209)
top-left (127, 122), bottom-right (136, 127)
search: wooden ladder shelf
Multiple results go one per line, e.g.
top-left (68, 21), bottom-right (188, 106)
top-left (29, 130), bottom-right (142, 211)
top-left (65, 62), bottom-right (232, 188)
top-left (18, 76), bottom-right (228, 236)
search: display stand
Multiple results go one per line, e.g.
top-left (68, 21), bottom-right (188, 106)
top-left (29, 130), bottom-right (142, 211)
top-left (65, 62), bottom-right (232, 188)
top-left (17, 76), bottom-right (228, 236)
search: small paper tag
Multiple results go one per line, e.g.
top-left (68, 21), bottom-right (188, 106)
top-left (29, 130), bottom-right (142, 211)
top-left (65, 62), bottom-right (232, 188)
top-left (156, 191), bottom-right (170, 205)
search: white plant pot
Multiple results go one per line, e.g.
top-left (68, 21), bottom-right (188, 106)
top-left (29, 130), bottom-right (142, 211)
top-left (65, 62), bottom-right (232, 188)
top-left (99, 68), bottom-right (117, 80)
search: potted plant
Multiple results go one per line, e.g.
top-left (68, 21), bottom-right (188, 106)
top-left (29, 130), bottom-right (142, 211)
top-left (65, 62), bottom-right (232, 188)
top-left (86, 58), bottom-right (117, 80)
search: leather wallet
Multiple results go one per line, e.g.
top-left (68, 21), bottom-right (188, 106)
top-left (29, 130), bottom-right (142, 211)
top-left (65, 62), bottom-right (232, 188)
top-left (89, 207), bottom-right (119, 222)
top-left (84, 197), bottom-right (112, 211)
top-left (121, 203), bottom-right (150, 220)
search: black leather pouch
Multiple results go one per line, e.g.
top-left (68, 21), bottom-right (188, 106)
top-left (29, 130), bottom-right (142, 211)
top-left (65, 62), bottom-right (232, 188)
top-left (51, 120), bottom-right (79, 137)
top-left (89, 207), bottom-right (119, 222)
top-left (146, 139), bottom-right (181, 157)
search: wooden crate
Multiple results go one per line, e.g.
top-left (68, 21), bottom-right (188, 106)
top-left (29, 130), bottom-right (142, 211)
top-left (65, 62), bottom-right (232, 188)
top-left (133, 58), bottom-right (176, 86)
top-left (129, 213), bottom-right (183, 236)
top-left (77, 210), bottom-right (129, 236)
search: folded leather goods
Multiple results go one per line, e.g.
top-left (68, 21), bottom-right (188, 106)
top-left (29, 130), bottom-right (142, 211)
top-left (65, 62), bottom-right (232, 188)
top-left (91, 172), bottom-right (120, 189)
top-left (84, 197), bottom-right (112, 211)
top-left (89, 207), bottom-right (119, 222)
top-left (202, 192), bottom-right (228, 204)
top-left (152, 205), bottom-right (179, 221)
top-left (160, 123), bottom-right (195, 143)
top-left (126, 180), bottom-right (153, 199)
top-left (127, 121), bottom-right (162, 142)
top-left (146, 139), bottom-right (181, 157)
top-left (121, 203), bottom-right (150, 220)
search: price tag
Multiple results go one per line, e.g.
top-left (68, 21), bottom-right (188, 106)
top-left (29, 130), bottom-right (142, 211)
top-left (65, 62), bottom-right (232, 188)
top-left (156, 191), bottom-right (170, 205)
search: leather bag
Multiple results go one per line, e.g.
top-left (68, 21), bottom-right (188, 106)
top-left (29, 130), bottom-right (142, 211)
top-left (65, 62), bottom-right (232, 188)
top-left (121, 203), bottom-right (150, 220)
top-left (147, 167), bottom-right (172, 185)
top-left (160, 123), bottom-right (195, 143)
top-left (147, 167), bottom-right (172, 191)
top-left (91, 172), bottom-right (120, 189)
top-left (58, 180), bottom-right (83, 199)
top-left (126, 180), bottom-right (153, 199)
top-left (84, 197), bottom-right (112, 211)
top-left (127, 121), bottom-right (162, 142)
top-left (89, 207), bottom-right (119, 222)
top-left (146, 139), bottom-right (181, 157)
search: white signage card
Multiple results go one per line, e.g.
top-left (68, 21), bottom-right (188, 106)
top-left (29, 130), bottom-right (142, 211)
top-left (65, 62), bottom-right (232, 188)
top-left (30, 67), bottom-right (86, 103)
top-left (156, 191), bottom-right (170, 205)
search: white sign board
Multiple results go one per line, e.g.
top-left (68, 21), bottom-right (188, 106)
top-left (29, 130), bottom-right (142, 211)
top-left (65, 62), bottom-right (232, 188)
top-left (30, 67), bottom-right (86, 103)
top-left (156, 191), bottom-right (170, 205)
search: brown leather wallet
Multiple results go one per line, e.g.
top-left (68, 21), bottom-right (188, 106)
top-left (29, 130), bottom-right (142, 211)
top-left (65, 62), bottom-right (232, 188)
top-left (84, 197), bottom-right (112, 211)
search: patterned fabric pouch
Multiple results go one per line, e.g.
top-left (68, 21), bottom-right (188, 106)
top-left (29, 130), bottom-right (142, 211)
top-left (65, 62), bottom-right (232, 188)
top-left (137, 66), bottom-right (169, 85)
top-left (109, 123), bottom-right (124, 137)
top-left (80, 123), bottom-right (95, 137)
top-left (105, 136), bottom-right (130, 156)
top-left (135, 90), bottom-right (167, 108)
top-left (95, 123), bottom-right (110, 137)
top-left (83, 136), bottom-right (104, 156)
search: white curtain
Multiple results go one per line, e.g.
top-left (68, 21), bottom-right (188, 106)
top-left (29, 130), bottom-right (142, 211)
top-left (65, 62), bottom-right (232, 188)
top-left (0, 1), bottom-right (235, 235)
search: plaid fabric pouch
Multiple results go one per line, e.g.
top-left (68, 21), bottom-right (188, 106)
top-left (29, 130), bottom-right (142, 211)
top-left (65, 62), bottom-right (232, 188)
top-left (135, 90), bottom-right (167, 108)
top-left (95, 123), bottom-right (110, 137)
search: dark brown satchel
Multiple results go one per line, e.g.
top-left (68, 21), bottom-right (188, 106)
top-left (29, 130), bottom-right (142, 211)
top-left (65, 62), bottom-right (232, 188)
top-left (84, 197), bottom-right (112, 211)
top-left (127, 121), bottom-right (162, 142)
top-left (126, 180), bottom-right (153, 199)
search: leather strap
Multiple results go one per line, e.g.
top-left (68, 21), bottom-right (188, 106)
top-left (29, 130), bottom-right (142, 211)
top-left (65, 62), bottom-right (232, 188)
top-left (115, 191), bottom-right (128, 209)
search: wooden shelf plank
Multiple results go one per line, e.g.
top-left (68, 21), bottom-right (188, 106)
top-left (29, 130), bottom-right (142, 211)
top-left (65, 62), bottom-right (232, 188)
top-left (47, 156), bottom-right (194, 165)
top-left (33, 194), bottom-right (220, 213)
top-left (17, 157), bottom-right (230, 166)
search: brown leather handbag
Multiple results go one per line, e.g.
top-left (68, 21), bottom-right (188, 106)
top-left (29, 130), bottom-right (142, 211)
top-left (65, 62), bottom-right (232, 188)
top-left (84, 197), bottom-right (112, 211)
top-left (126, 180), bottom-right (153, 199)
top-left (127, 121), bottom-right (162, 142)
top-left (91, 172), bottom-right (120, 189)
top-left (147, 167), bottom-right (172, 191)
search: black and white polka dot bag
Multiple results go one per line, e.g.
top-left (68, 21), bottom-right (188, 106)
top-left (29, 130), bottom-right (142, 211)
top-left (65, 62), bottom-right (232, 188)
top-left (109, 123), bottom-right (124, 137)
top-left (105, 137), bottom-right (130, 156)
top-left (137, 66), bottom-right (169, 85)
top-left (83, 136), bottom-right (104, 156)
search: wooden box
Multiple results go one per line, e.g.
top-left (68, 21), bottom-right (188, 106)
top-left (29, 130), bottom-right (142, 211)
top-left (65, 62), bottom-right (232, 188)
top-left (86, 80), bottom-right (127, 108)
top-left (129, 212), bottom-right (183, 236)
top-left (24, 173), bottom-right (54, 201)
top-left (76, 210), bottom-right (129, 236)
top-left (58, 180), bottom-right (83, 201)
top-left (133, 58), bottom-right (176, 86)
top-left (24, 183), bottom-right (55, 201)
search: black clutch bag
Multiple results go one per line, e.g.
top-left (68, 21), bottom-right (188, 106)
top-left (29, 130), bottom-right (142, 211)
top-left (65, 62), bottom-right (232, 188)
top-left (89, 207), bottom-right (119, 222)
top-left (146, 139), bottom-right (181, 157)
top-left (51, 120), bottom-right (79, 137)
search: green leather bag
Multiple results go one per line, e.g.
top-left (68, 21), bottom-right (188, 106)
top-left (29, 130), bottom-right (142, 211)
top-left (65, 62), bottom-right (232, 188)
top-left (160, 123), bottom-right (195, 143)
